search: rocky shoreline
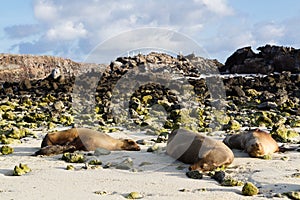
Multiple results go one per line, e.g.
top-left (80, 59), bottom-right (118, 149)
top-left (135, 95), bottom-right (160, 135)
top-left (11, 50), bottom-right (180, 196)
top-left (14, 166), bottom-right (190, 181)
top-left (1, 45), bottom-right (300, 144)
top-left (1, 45), bottom-right (300, 199)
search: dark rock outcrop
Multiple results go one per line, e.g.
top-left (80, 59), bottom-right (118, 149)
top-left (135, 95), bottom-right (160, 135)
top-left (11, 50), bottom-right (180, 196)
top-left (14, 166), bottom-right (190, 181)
top-left (220, 44), bottom-right (300, 74)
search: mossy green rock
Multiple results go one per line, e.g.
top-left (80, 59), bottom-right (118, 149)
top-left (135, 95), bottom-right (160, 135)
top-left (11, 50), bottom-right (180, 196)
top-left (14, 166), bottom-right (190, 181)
top-left (262, 154), bottom-right (272, 160)
top-left (66, 165), bottom-right (75, 170)
top-left (1, 145), bottom-right (14, 155)
top-left (221, 178), bottom-right (244, 187)
top-left (13, 163), bottom-right (31, 176)
top-left (224, 120), bottom-right (241, 131)
top-left (147, 144), bottom-right (159, 152)
top-left (242, 182), bottom-right (259, 196)
top-left (246, 89), bottom-right (261, 97)
top-left (271, 124), bottom-right (299, 142)
top-left (62, 152), bottom-right (84, 163)
top-left (88, 160), bottom-right (102, 165)
top-left (3, 111), bottom-right (16, 120)
top-left (126, 192), bottom-right (143, 199)
top-left (284, 191), bottom-right (300, 200)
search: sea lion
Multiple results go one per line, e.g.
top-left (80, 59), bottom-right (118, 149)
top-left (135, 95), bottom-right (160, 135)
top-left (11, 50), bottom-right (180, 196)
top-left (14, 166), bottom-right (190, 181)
top-left (166, 129), bottom-right (234, 172)
top-left (223, 129), bottom-right (279, 157)
top-left (35, 128), bottom-right (140, 155)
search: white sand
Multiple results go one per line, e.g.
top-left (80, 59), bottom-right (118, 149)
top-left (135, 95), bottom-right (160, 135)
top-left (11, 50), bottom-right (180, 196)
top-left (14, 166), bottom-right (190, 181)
top-left (0, 130), bottom-right (300, 200)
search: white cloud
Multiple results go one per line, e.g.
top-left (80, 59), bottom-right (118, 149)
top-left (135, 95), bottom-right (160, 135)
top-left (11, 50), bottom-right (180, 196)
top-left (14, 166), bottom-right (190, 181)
top-left (253, 22), bottom-right (285, 43)
top-left (34, 0), bottom-right (61, 23)
top-left (201, 0), bottom-right (234, 16)
top-left (46, 21), bottom-right (87, 41)
top-left (7, 0), bottom-right (299, 63)
top-left (27, 0), bottom-right (235, 61)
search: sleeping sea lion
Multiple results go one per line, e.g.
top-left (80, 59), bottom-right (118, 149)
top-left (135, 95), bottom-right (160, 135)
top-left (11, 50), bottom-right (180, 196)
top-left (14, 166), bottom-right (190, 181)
top-left (223, 129), bottom-right (279, 157)
top-left (166, 129), bottom-right (234, 172)
top-left (35, 128), bottom-right (140, 155)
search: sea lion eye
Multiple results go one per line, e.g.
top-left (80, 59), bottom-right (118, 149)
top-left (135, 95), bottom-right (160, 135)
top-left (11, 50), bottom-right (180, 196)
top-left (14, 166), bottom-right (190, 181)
top-left (128, 141), bottom-right (135, 145)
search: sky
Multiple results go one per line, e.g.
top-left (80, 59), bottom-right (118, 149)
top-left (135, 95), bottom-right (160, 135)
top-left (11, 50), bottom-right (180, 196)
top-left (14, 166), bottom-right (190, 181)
top-left (1, 0), bottom-right (300, 63)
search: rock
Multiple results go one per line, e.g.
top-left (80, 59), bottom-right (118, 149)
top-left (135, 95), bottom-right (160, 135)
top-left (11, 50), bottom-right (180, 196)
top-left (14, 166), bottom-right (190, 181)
top-left (224, 120), bottom-right (241, 131)
top-left (62, 152), bottom-right (85, 163)
top-left (88, 159), bottom-right (102, 165)
top-left (126, 192), bottom-right (144, 199)
top-left (283, 191), bottom-right (300, 200)
top-left (13, 163), bottom-right (31, 176)
top-left (0, 145), bottom-right (14, 155)
top-left (221, 44), bottom-right (300, 74)
top-left (116, 158), bottom-right (133, 170)
top-left (212, 171), bottom-right (226, 183)
top-left (221, 178), bottom-right (244, 187)
top-left (262, 154), bottom-right (272, 160)
top-left (66, 165), bottom-right (75, 170)
top-left (0, 53), bottom-right (92, 82)
top-left (186, 170), bottom-right (203, 179)
top-left (271, 124), bottom-right (299, 142)
top-left (53, 101), bottom-right (64, 111)
top-left (155, 132), bottom-right (168, 143)
top-left (94, 148), bottom-right (111, 156)
top-left (232, 86), bottom-right (245, 97)
top-left (242, 182), bottom-right (259, 196)
top-left (51, 68), bottom-right (61, 79)
top-left (147, 144), bottom-right (159, 152)
top-left (257, 102), bottom-right (278, 109)
top-left (94, 191), bottom-right (107, 195)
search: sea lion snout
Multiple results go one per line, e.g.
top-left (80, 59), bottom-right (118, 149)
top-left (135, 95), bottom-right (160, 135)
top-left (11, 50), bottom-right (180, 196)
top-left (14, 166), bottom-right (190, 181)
top-left (167, 129), bottom-right (234, 172)
top-left (224, 129), bottom-right (279, 157)
top-left (121, 139), bottom-right (141, 151)
top-left (248, 143), bottom-right (264, 157)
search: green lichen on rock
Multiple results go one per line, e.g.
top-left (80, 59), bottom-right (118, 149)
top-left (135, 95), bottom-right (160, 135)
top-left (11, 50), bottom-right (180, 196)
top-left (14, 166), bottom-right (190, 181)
top-left (88, 159), bottom-right (102, 165)
top-left (224, 119), bottom-right (241, 131)
top-left (147, 144), bottom-right (159, 152)
top-left (283, 191), bottom-right (300, 200)
top-left (3, 111), bottom-right (16, 120)
top-left (242, 182), bottom-right (259, 196)
top-left (62, 152), bottom-right (84, 163)
top-left (13, 163), bottom-right (31, 176)
top-left (262, 154), bottom-right (272, 160)
top-left (271, 124), bottom-right (299, 142)
top-left (66, 165), bottom-right (75, 170)
top-left (0, 145), bottom-right (14, 155)
top-left (126, 192), bottom-right (144, 199)
top-left (155, 131), bottom-right (168, 143)
top-left (252, 111), bottom-right (274, 128)
top-left (246, 89), bottom-right (261, 97)
top-left (221, 178), bottom-right (244, 187)
top-left (142, 95), bottom-right (153, 105)
top-left (290, 119), bottom-right (300, 128)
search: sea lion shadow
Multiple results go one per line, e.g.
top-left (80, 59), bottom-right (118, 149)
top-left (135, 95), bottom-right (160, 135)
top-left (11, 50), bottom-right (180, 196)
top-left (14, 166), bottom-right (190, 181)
top-left (9, 146), bottom-right (40, 157)
top-left (0, 169), bottom-right (14, 176)
top-left (207, 187), bottom-right (241, 195)
top-left (258, 183), bottom-right (300, 194)
top-left (231, 149), bottom-right (250, 158)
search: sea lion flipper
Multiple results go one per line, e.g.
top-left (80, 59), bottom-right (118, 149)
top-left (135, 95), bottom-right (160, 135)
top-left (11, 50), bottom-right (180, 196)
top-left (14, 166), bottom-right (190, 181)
top-left (34, 145), bottom-right (76, 156)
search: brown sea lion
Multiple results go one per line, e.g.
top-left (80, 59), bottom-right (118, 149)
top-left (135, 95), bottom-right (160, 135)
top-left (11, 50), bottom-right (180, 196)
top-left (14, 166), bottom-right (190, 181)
top-left (166, 129), bottom-right (234, 172)
top-left (35, 128), bottom-right (140, 155)
top-left (223, 129), bottom-right (279, 157)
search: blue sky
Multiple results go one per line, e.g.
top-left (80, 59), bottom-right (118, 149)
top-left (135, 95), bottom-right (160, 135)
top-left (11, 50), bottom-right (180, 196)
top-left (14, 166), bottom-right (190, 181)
top-left (1, 0), bottom-right (300, 63)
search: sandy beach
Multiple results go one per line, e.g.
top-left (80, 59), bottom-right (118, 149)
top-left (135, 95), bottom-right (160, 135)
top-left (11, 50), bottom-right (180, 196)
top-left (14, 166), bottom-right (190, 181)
top-left (1, 129), bottom-right (299, 200)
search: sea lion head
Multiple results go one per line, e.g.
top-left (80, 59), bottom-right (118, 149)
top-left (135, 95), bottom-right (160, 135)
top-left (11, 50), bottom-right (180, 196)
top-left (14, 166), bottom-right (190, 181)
top-left (246, 141), bottom-right (265, 157)
top-left (120, 139), bottom-right (141, 151)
